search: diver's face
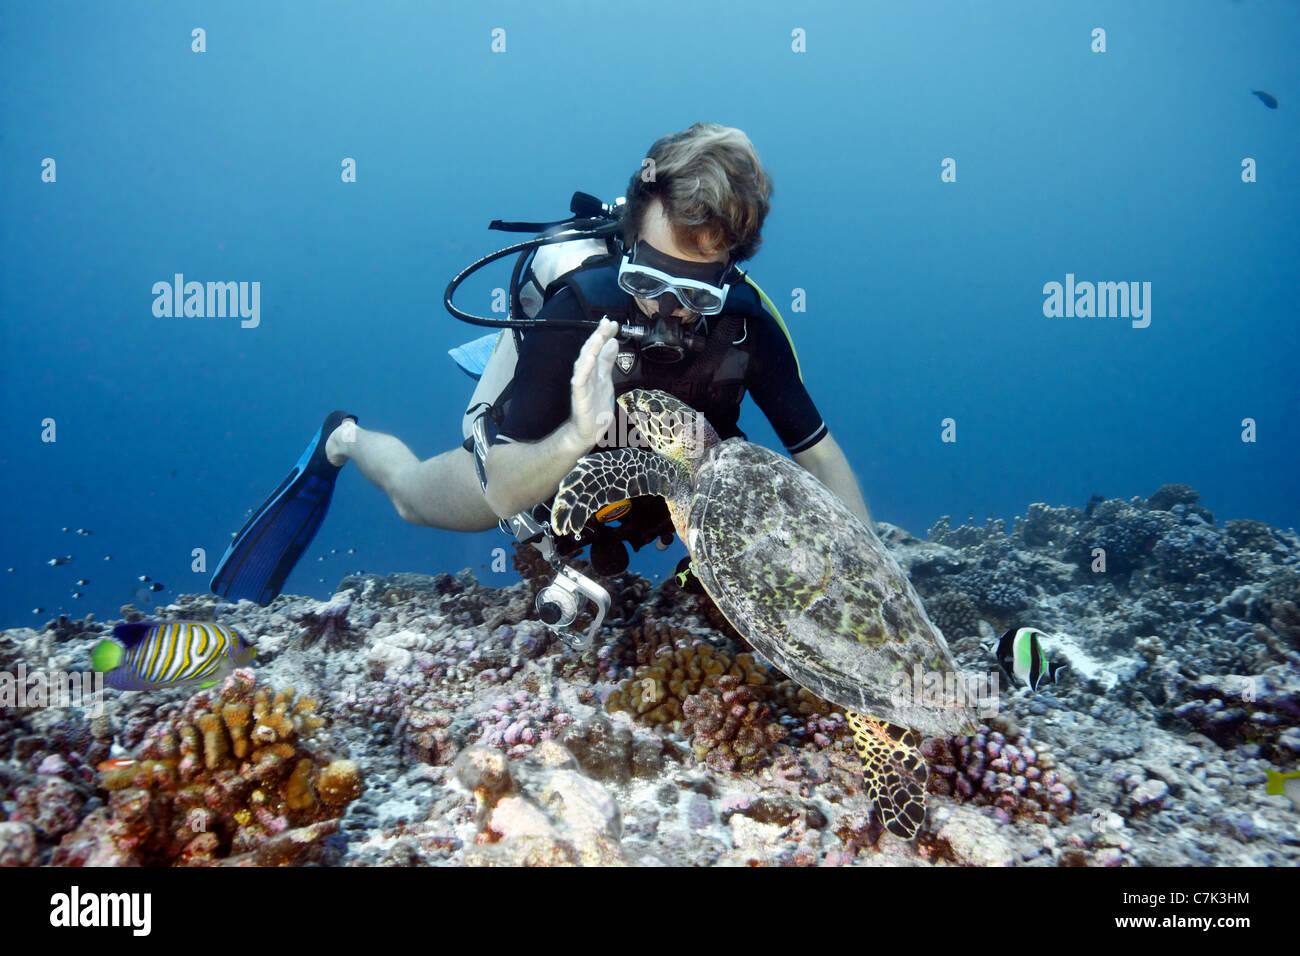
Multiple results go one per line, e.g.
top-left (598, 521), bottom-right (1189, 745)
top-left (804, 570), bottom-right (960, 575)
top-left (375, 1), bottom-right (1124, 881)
top-left (632, 199), bottom-right (728, 324)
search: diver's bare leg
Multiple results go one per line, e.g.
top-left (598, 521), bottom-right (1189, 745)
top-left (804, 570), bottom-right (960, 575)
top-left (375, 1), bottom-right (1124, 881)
top-left (326, 425), bottom-right (498, 531)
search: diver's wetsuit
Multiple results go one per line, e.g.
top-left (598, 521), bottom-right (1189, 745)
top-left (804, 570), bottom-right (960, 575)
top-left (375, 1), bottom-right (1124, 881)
top-left (487, 266), bottom-right (828, 568)
top-left (495, 282), bottom-right (827, 453)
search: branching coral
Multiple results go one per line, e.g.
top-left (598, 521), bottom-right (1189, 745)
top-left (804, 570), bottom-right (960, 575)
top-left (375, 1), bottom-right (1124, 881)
top-left (926, 516), bottom-right (1000, 549)
top-left (53, 670), bottom-right (362, 866)
top-left (681, 588), bottom-right (744, 641)
top-left (601, 617), bottom-right (693, 675)
top-left (511, 543), bottom-right (555, 602)
top-left (1018, 502), bottom-right (1076, 548)
top-left (472, 691), bottom-right (575, 759)
top-left (921, 589), bottom-right (982, 641)
top-left (1150, 525), bottom-right (1234, 584)
top-left (1068, 499), bottom-right (1170, 577)
top-left (603, 602), bottom-right (837, 773)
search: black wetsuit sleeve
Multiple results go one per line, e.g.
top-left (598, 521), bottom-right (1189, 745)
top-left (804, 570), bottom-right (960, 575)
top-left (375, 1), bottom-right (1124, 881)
top-left (746, 299), bottom-right (828, 454)
top-left (495, 288), bottom-right (590, 444)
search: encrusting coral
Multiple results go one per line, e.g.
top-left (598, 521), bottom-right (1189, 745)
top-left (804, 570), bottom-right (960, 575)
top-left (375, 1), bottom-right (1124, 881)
top-left (52, 670), bottom-right (363, 866)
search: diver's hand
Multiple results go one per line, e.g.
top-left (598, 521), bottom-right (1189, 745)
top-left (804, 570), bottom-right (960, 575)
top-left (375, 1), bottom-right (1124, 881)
top-left (569, 318), bottom-right (619, 449)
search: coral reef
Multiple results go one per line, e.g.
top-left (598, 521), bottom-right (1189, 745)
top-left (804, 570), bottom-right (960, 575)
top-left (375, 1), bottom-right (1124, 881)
top-left (1258, 601), bottom-right (1300, 666)
top-left (558, 713), bottom-right (677, 784)
top-left (471, 691), bottom-right (576, 759)
top-left (605, 639), bottom-right (769, 730)
top-left (453, 742), bottom-right (628, 866)
top-left (511, 542), bottom-right (554, 602)
top-left (296, 590), bottom-right (355, 645)
top-left (1147, 483), bottom-right (1211, 519)
top-left (922, 725), bottom-right (1077, 825)
top-left (680, 675), bottom-right (786, 773)
top-left (3, 482), bottom-right (1298, 868)
top-left (51, 670), bottom-right (362, 866)
top-left (1170, 665), bottom-right (1300, 758)
top-left (920, 589), bottom-right (982, 641)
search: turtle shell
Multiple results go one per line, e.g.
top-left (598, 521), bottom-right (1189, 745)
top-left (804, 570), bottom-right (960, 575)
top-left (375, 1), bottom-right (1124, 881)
top-left (683, 440), bottom-right (979, 737)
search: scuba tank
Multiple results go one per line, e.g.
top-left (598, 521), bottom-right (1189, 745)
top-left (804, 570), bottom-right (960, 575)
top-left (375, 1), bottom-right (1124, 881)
top-left (443, 191), bottom-right (708, 355)
top-left (444, 191), bottom-right (625, 333)
top-left (444, 192), bottom-right (635, 650)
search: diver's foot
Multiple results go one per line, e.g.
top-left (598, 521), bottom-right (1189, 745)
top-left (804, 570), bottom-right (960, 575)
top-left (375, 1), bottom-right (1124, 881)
top-left (325, 416), bottom-right (359, 467)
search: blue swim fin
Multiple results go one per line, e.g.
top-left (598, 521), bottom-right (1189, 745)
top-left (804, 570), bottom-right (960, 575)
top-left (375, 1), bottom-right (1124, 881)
top-left (211, 410), bottom-right (356, 606)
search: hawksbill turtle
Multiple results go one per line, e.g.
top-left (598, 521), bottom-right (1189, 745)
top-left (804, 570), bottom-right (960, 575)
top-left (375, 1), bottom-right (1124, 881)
top-left (552, 389), bottom-right (980, 839)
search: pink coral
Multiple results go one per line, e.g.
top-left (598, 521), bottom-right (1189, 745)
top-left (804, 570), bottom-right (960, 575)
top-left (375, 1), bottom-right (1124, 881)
top-left (922, 725), bottom-right (1076, 824)
top-left (681, 675), bottom-right (785, 772)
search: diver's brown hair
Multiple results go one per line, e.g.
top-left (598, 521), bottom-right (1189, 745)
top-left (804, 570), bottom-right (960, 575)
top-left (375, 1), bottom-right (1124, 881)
top-left (623, 123), bottom-right (773, 263)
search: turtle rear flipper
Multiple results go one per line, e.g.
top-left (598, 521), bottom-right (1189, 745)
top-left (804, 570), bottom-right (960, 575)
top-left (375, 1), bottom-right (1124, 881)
top-left (847, 711), bottom-right (928, 840)
top-left (553, 447), bottom-right (679, 537)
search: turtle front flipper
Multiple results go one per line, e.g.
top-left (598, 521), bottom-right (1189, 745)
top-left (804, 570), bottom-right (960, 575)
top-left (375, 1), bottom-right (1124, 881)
top-left (552, 447), bottom-right (679, 537)
top-left (846, 711), bottom-right (928, 840)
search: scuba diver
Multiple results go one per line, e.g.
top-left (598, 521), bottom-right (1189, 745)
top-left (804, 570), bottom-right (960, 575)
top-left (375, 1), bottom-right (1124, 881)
top-left (210, 123), bottom-right (870, 643)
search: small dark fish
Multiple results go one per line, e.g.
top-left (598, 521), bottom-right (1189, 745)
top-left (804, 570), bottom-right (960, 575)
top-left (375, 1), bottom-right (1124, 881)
top-left (1252, 89), bottom-right (1278, 109)
top-left (72, 592), bottom-right (83, 599)
top-left (331, 548), bottom-right (338, 554)
top-left (48, 557), bottom-right (70, 567)
top-left (347, 548), bottom-right (356, 555)
top-left (32, 607), bottom-right (45, 614)
top-left (75, 579), bottom-right (89, 586)
top-left (61, 527), bottom-right (70, 533)
top-left (149, 582), bottom-right (165, 592)
top-left (138, 574), bottom-right (151, 583)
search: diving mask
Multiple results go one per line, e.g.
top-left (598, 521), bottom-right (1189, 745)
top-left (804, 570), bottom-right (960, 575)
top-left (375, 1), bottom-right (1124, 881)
top-left (617, 240), bottom-right (732, 316)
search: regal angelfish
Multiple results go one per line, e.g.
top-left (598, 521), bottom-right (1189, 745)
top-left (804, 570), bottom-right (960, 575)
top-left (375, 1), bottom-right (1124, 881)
top-left (92, 621), bottom-right (255, 690)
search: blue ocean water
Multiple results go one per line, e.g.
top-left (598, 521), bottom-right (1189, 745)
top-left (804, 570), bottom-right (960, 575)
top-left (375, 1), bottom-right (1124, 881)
top-left (1, 0), bottom-right (1295, 627)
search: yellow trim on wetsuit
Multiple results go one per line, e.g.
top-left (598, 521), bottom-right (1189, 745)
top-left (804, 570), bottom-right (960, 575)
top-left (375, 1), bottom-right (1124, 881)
top-left (742, 274), bottom-right (802, 382)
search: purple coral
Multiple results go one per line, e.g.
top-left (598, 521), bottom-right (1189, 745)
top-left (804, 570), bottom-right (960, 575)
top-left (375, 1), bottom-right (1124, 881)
top-left (681, 675), bottom-right (784, 772)
top-left (923, 725), bottom-right (1075, 824)
top-left (472, 691), bottom-right (573, 759)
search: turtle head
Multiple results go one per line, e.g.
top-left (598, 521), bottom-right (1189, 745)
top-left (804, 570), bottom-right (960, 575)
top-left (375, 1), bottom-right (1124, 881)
top-left (618, 389), bottom-right (720, 469)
